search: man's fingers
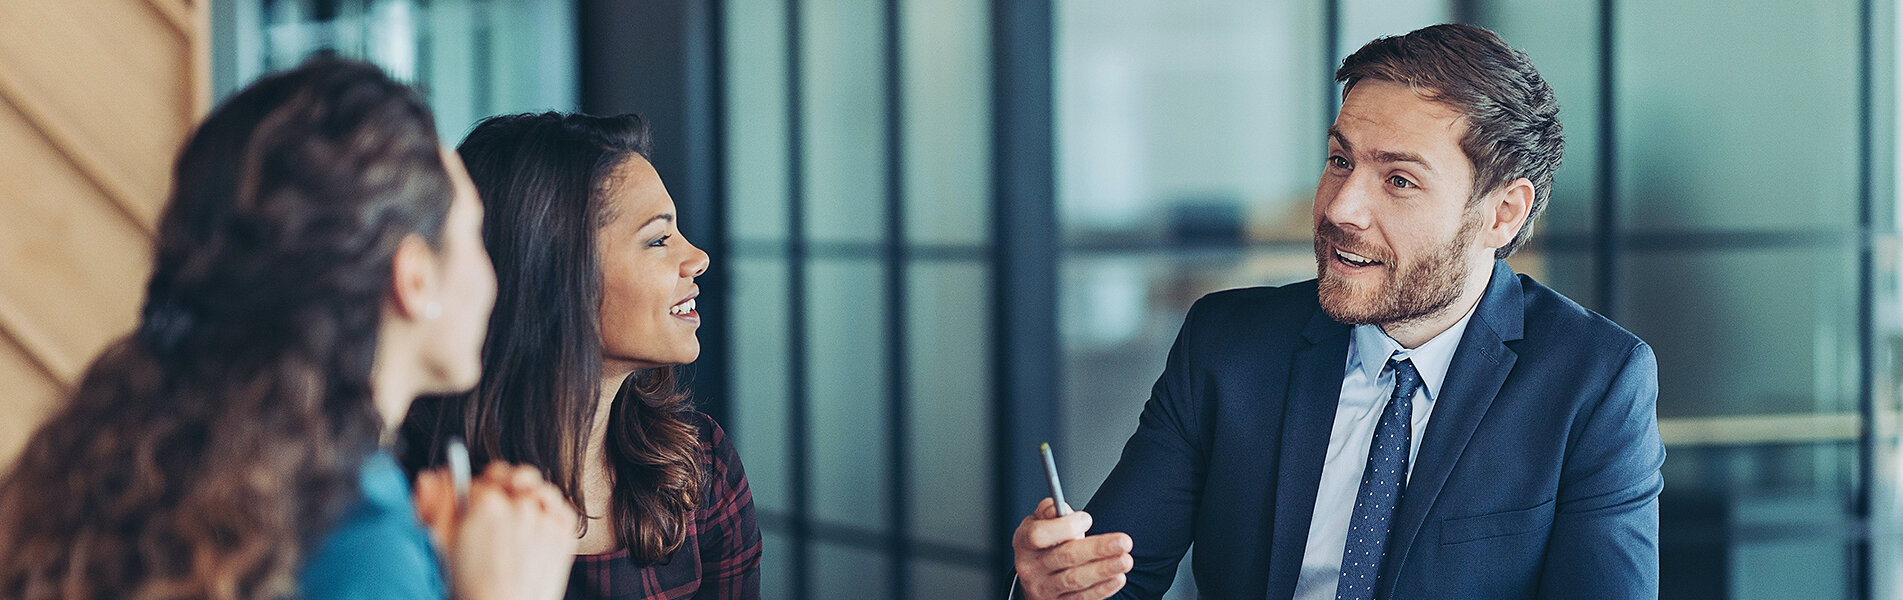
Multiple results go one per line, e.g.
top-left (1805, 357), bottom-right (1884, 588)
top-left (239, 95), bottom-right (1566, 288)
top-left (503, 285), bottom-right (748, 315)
top-left (1051, 552), bottom-right (1134, 595)
top-left (1026, 551), bottom-right (1132, 600)
top-left (1031, 497), bottom-right (1079, 520)
top-left (1056, 573), bottom-right (1128, 600)
top-left (1023, 510), bottom-right (1093, 549)
top-left (1033, 497), bottom-right (1056, 519)
top-left (1045, 532), bottom-right (1132, 569)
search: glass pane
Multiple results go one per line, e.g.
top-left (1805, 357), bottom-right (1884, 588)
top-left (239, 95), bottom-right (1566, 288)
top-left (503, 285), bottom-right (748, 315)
top-left (1164, 547), bottom-right (1201, 600)
top-left (1334, 0), bottom-right (1450, 62)
top-left (1617, 247), bottom-right (1858, 419)
top-left (1059, 249), bottom-right (1315, 504)
top-left (1473, 0), bottom-right (1601, 237)
top-left (1615, 0), bottom-right (1859, 233)
top-left (900, 0), bottom-right (991, 246)
top-left (418, 1), bottom-right (480, 135)
top-left (911, 560), bottom-right (993, 600)
top-left (1505, 249), bottom-right (1597, 316)
top-left (226, 0), bottom-right (579, 141)
top-left (814, 543), bottom-right (892, 599)
top-left (468, 1), bottom-right (577, 129)
top-left (1880, 232), bottom-right (1903, 599)
top-left (760, 529), bottom-right (795, 600)
top-left (731, 257), bottom-right (792, 514)
top-left (801, 0), bottom-right (888, 243)
top-left (1055, 0), bottom-right (1327, 247)
top-left (807, 259), bottom-right (891, 528)
top-left (1662, 443), bottom-right (1856, 599)
top-left (725, 0), bottom-right (791, 242)
top-left (906, 261), bottom-right (992, 551)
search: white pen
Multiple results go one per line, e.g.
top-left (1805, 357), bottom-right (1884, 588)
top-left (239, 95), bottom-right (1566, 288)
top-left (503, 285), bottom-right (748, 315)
top-left (447, 436), bottom-right (471, 510)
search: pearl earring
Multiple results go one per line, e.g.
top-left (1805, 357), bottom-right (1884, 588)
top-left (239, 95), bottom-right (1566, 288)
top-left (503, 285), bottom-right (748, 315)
top-left (424, 301), bottom-right (442, 320)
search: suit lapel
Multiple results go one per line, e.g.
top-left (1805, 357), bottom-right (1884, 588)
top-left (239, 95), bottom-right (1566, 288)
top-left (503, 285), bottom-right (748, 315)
top-left (1264, 308), bottom-right (1351, 599)
top-left (1376, 260), bottom-right (1525, 597)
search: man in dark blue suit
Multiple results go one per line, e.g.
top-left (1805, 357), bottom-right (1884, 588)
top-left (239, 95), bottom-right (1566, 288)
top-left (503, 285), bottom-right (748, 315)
top-left (1012, 23), bottom-right (1663, 600)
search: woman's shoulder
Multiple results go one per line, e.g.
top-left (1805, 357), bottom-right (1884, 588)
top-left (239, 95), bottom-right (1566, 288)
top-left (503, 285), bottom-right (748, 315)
top-left (302, 511), bottom-right (444, 599)
top-left (685, 412), bottom-right (741, 467)
top-left (300, 453), bottom-right (447, 600)
top-left (683, 412), bottom-right (751, 507)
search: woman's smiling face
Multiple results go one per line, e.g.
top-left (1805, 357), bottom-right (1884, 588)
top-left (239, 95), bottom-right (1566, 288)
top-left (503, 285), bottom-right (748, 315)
top-left (596, 155), bottom-right (710, 372)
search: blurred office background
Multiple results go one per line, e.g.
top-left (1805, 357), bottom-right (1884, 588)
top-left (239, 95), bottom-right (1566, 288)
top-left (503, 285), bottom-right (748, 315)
top-left (3, 0), bottom-right (1902, 598)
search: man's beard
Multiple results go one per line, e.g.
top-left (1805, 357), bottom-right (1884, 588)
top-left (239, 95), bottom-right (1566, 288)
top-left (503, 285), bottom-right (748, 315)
top-left (1314, 214), bottom-right (1481, 327)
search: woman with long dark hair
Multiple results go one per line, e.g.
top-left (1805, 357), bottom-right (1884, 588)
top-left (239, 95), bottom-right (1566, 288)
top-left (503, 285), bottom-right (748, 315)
top-left (0, 59), bottom-right (577, 600)
top-left (402, 112), bottom-right (761, 599)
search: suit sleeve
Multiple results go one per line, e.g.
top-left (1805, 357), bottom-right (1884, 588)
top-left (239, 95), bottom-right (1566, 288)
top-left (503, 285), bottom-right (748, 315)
top-left (1537, 342), bottom-right (1665, 599)
top-left (1083, 300), bottom-right (1212, 600)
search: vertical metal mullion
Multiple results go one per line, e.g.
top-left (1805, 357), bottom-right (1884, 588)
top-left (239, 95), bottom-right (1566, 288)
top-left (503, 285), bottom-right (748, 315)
top-left (703, 0), bottom-right (734, 429)
top-left (1324, 0), bottom-right (1341, 124)
top-left (990, 0), bottom-right (1059, 592)
top-left (1854, 0), bottom-right (1876, 594)
top-left (882, 0), bottom-right (913, 596)
top-left (1594, 0), bottom-right (1619, 319)
top-left (785, 0), bottom-right (811, 597)
top-left (470, 0), bottom-right (494, 118)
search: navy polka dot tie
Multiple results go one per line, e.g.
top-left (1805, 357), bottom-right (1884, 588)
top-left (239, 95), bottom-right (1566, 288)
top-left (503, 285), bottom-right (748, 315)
top-left (1336, 357), bottom-right (1421, 600)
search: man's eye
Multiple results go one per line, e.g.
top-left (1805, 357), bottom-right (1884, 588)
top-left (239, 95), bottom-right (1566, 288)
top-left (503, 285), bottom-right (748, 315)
top-left (1328, 156), bottom-right (1350, 169)
top-left (1389, 176), bottom-right (1415, 189)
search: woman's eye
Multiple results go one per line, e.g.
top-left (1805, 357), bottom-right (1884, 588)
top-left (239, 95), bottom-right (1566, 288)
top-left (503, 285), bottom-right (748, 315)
top-left (648, 234), bottom-right (672, 248)
top-left (1389, 175), bottom-right (1415, 189)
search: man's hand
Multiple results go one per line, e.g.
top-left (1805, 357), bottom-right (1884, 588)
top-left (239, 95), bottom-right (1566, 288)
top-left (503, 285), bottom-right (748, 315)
top-left (1012, 497), bottom-right (1134, 600)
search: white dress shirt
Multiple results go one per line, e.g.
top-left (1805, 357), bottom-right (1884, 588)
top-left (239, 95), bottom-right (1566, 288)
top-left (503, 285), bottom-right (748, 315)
top-left (1291, 302), bottom-right (1478, 600)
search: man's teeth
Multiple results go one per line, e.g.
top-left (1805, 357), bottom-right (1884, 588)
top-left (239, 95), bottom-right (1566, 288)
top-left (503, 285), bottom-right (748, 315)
top-left (670, 298), bottom-right (697, 315)
top-left (1336, 249), bottom-right (1378, 267)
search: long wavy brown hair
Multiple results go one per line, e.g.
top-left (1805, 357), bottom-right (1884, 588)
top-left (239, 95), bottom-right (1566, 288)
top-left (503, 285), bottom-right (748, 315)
top-left (400, 112), bottom-right (701, 565)
top-left (0, 58), bottom-right (452, 600)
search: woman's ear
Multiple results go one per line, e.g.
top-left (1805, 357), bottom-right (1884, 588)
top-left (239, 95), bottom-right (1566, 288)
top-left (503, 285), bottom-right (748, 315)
top-left (389, 234), bottom-right (441, 322)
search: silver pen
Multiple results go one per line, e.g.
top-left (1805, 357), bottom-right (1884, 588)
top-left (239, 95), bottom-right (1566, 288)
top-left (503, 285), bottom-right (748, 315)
top-left (1039, 442), bottom-right (1070, 516)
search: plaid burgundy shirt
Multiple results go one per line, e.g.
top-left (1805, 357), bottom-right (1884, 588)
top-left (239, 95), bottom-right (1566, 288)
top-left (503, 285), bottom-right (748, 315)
top-left (566, 413), bottom-right (762, 600)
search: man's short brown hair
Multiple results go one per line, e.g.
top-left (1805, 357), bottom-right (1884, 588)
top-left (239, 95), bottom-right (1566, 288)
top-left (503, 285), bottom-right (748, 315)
top-left (1337, 23), bottom-right (1563, 259)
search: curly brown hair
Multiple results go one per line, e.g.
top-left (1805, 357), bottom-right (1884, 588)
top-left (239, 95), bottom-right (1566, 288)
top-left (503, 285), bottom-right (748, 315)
top-left (401, 112), bottom-right (701, 566)
top-left (0, 58), bottom-right (452, 600)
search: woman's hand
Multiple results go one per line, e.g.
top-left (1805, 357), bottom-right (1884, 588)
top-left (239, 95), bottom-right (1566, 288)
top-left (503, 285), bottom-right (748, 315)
top-left (416, 463), bottom-right (579, 600)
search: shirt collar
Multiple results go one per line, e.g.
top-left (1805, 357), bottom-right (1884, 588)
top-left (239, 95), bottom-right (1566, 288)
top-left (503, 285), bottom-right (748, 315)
top-left (1347, 299), bottom-right (1481, 400)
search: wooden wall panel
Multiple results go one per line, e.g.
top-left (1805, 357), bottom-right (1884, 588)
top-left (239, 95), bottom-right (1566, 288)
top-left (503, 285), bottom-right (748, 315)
top-left (0, 337), bottom-right (65, 467)
top-left (0, 0), bottom-right (206, 468)
top-left (0, 1), bottom-right (201, 225)
top-left (0, 99), bottom-right (156, 376)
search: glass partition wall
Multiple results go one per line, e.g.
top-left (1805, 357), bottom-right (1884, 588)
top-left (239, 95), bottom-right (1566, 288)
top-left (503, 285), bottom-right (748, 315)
top-left (209, 0), bottom-right (1903, 597)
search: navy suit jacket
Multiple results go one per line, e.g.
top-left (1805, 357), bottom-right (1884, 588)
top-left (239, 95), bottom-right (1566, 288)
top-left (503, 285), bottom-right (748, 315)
top-left (1085, 260), bottom-right (1664, 599)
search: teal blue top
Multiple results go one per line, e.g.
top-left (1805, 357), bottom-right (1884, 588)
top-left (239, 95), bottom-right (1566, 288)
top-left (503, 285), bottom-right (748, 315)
top-left (300, 451), bottom-right (448, 600)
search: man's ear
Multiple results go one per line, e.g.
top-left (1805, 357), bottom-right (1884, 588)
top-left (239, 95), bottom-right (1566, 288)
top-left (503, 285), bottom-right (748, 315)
top-left (1481, 177), bottom-right (1535, 251)
top-left (389, 235), bottom-right (440, 321)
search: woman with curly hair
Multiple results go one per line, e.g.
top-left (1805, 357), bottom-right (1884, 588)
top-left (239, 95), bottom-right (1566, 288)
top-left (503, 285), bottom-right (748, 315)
top-left (402, 112), bottom-right (761, 600)
top-left (0, 59), bottom-right (578, 600)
